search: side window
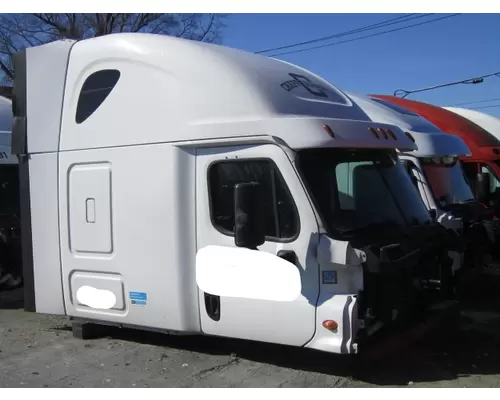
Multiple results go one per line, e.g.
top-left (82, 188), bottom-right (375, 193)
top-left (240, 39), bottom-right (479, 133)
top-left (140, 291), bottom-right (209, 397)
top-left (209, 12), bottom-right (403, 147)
top-left (76, 69), bottom-right (121, 124)
top-left (208, 159), bottom-right (299, 241)
top-left (462, 162), bottom-right (500, 195)
top-left (480, 165), bottom-right (500, 194)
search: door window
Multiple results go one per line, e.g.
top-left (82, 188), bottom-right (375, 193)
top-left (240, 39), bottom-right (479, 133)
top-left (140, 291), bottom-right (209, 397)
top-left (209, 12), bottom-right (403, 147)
top-left (462, 162), bottom-right (500, 195)
top-left (208, 159), bottom-right (299, 241)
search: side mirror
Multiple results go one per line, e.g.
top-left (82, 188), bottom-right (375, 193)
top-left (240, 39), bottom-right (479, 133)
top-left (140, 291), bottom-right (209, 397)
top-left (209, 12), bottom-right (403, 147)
top-left (475, 172), bottom-right (490, 203)
top-left (234, 182), bottom-right (265, 249)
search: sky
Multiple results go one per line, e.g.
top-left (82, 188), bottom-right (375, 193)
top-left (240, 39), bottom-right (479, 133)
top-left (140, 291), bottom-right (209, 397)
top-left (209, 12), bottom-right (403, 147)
top-left (221, 13), bottom-right (500, 117)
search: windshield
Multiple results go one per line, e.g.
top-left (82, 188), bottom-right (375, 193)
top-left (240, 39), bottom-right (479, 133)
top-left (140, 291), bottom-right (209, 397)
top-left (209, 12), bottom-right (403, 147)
top-left (422, 161), bottom-right (475, 207)
top-left (296, 148), bottom-right (431, 236)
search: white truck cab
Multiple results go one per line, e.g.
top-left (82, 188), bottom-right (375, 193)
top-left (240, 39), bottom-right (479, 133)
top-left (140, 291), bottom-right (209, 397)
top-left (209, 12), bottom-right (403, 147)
top-left (11, 33), bottom-right (458, 355)
top-left (346, 92), bottom-right (496, 274)
top-left (346, 93), bottom-right (473, 225)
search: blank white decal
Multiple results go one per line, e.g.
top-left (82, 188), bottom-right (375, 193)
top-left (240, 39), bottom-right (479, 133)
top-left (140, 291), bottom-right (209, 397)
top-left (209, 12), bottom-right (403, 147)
top-left (76, 285), bottom-right (117, 309)
top-left (196, 245), bottom-right (302, 302)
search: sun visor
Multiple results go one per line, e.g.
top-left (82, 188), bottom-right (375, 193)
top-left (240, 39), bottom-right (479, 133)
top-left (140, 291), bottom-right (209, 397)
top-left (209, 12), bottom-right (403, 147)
top-left (406, 130), bottom-right (472, 158)
top-left (267, 117), bottom-right (418, 152)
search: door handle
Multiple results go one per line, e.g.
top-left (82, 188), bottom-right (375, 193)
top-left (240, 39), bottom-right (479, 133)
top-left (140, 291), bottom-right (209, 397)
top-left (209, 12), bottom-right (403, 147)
top-left (277, 250), bottom-right (297, 265)
top-left (204, 293), bottom-right (220, 322)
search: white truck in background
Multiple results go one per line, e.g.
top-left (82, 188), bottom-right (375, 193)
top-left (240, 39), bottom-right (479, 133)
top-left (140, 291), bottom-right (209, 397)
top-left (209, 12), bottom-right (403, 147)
top-left (11, 33), bottom-right (460, 355)
top-left (348, 92), bottom-right (498, 279)
top-left (346, 93), bottom-right (473, 228)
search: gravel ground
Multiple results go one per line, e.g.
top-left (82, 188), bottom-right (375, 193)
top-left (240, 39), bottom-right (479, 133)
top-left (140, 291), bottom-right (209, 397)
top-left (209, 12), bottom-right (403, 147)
top-left (2, 288), bottom-right (500, 388)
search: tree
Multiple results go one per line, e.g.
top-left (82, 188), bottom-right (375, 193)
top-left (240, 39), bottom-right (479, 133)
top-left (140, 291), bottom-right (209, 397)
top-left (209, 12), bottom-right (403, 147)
top-left (0, 13), bottom-right (227, 83)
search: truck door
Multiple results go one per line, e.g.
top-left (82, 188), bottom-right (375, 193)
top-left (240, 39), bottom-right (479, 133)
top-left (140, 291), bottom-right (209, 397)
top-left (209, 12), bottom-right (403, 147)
top-left (195, 143), bottom-right (320, 347)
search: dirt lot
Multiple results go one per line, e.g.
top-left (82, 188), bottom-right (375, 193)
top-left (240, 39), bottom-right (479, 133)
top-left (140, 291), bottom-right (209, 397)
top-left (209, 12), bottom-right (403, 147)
top-left (2, 288), bottom-right (500, 388)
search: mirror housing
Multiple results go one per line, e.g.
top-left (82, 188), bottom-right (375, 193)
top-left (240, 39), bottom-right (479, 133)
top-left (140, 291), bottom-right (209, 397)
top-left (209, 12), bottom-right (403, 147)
top-left (234, 182), bottom-right (265, 249)
top-left (475, 172), bottom-right (490, 203)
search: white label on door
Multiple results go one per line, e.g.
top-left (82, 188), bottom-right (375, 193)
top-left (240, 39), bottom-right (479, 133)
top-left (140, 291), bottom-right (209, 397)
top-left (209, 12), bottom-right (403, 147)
top-left (196, 245), bottom-right (302, 302)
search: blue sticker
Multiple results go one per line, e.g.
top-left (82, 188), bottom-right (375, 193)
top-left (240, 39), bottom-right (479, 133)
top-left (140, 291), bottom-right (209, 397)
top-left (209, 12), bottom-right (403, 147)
top-left (322, 271), bottom-right (337, 284)
top-left (129, 291), bottom-right (148, 306)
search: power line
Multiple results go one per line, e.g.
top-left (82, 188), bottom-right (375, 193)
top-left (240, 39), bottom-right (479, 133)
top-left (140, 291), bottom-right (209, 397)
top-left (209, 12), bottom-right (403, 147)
top-left (266, 14), bottom-right (461, 58)
top-left (470, 104), bottom-right (500, 111)
top-left (447, 97), bottom-right (500, 107)
top-left (255, 13), bottom-right (425, 55)
top-left (395, 70), bottom-right (500, 98)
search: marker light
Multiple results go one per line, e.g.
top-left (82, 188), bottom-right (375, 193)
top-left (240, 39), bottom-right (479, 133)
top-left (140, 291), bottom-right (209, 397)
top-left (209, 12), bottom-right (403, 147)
top-left (323, 124), bottom-right (335, 138)
top-left (387, 129), bottom-right (397, 140)
top-left (405, 132), bottom-right (416, 143)
top-left (377, 128), bottom-right (388, 139)
top-left (441, 156), bottom-right (456, 165)
top-left (322, 320), bottom-right (338, 331)
top-left (369, 127), bottom-right (379, 139)
top-left (424, 156), bottom-right (457, 165)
